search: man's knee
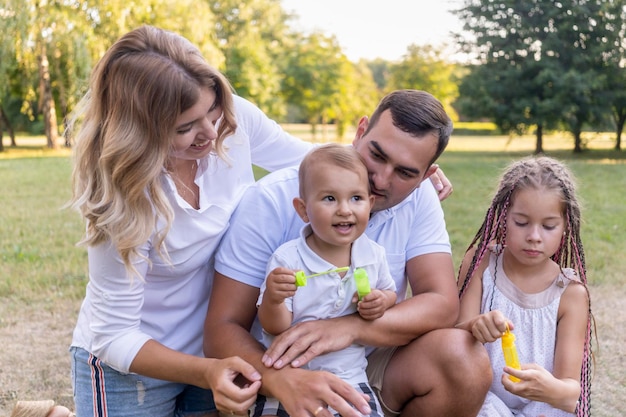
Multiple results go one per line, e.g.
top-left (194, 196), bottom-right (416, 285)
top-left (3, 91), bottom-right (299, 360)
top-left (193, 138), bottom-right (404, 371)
top-left (445, 330), bottom-right (491, 392)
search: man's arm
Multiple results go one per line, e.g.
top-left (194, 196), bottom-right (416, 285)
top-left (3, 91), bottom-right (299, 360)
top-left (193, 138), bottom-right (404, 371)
top-left (358, 251), bottom-right (458, 345)
top-left (203, 271), bottom-right (371, 417)
top-left (263, 252), bottom-right (458, 368)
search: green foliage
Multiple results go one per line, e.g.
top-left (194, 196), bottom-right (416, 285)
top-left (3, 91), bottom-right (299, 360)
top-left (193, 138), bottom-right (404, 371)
top-left (454, 0), bottom-right (625, 153)
top-left (388, 44), bottom-right (460, 120)
top-left (452, 121), bottom-right (499, 136)
top-left (280, 32), bottom-right (346, 127)
top-left (211, 0), bottom-right (291, 118)
top-left (3, 0), bottom-right (622, 153)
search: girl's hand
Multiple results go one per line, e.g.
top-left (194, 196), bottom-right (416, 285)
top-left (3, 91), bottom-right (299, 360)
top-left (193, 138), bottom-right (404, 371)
top-left (209, 356), bottom-right (262, 415)
top-left (501, 363), bottom-right (554, 400)
top-left (501, 363), bottom-right (581, 413)
top-left (469, 310), bottom-right (512, 343)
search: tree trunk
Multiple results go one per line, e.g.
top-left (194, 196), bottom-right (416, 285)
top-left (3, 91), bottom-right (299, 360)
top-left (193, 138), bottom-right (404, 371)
top-left (321, 114), bottom-right (328, 142)
top-left (38, 43), bottom-right (58, 149)
top-left (573, 130), bottom-right (583, 153)
top-left (0, 106), bottom-right (16, 150)
top-left (52, 46), bottom-right (72, 147)
top-left (309, 121), bottom-right (317, 142)
top-left (534, 124), bottom-right (544, 154)
top-left (615, 110), bottom-right (624, 151)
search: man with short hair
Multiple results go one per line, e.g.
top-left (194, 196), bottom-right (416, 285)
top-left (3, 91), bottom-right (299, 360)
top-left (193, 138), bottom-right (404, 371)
top-left (205, 90), bottom-right (491, 417)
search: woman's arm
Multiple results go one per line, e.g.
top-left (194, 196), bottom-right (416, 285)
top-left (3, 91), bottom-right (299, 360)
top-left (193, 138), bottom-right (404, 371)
top-left (130, 341), bottom-right (261, 414)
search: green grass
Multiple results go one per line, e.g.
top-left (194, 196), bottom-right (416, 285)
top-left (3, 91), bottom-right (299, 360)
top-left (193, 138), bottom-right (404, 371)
top-left (1, 131), bottom-right (625, 415)
top-left (2, 132), bottom-right (625, 299)
top-left (0, 156), bottom-right (87, 302)
top-left (438, 149), bottom-right (626, 287)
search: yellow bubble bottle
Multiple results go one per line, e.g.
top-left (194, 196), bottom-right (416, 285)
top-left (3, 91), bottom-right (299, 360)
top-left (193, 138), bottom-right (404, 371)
top-left (501, 323), bottom-right (521, 382)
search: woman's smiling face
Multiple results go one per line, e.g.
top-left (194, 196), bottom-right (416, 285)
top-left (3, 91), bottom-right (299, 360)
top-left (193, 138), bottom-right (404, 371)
top-left (170, 87), bottom-right (223, 161)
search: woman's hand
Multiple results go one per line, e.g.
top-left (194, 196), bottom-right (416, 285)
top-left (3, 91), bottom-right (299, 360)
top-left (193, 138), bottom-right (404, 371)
top-left (208, 356), bottom-right (262, 415)
top-left (428, 164), bottom-right (453, 201)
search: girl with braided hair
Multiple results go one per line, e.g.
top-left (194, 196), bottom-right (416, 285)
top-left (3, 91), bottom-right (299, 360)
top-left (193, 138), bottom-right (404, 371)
top-left (456, 156), bottom-right (593, 417)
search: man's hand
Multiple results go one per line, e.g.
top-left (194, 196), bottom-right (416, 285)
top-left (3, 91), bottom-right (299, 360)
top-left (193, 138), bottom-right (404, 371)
top-left (263, 367), bottom-right (371, 417)
top-left (262, 317), bottom-right (358, 369)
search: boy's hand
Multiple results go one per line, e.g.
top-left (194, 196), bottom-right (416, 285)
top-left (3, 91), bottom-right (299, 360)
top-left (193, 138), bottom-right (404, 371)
top-left (265, 267), bottom-right (297, 304)
top-left (355, 290), bottom-right (388, 320)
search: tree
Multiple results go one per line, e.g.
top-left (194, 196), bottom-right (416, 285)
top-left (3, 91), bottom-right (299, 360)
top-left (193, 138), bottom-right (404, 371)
top-left (550, 0), bottom-right (621, 152)
top-left (603, 0), bottom-right (626, 151)
top-left (454, 0), bottom-right (622, 153)
top-left (608, 68), bottom-right (626, 150)
top-left (388, 44), bottom-right (460, 121)
top-left (4, 0), bottom-right (98, 148)
top-left (0, 2), bottom-right (23, 150)
top-left (281, 32), bottom-right (350, 140)
top-left (365, 58), bottom-right (391, 91)
top-left (329, 58), bottom-right (379, 140)
top-left (2, 0), bottom-right (223, 148)
top-left (210, 0), bottom-right (291, 119)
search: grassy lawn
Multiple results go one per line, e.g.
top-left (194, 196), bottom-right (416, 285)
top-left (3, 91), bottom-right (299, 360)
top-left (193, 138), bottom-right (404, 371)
top-left (0, 131), bottom-right (624, 415)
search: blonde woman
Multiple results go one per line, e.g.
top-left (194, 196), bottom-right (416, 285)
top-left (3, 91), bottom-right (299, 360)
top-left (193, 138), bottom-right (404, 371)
top-left (66, 25), bottom-right (312, 417)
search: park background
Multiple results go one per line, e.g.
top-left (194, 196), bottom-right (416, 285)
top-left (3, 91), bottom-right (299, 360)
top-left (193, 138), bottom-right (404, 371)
top-left (1, 0), bottom-right (625, 416)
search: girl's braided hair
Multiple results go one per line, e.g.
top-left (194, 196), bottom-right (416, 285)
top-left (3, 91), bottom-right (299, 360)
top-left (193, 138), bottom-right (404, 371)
top-left (458, 156), bottom-right (593, 417)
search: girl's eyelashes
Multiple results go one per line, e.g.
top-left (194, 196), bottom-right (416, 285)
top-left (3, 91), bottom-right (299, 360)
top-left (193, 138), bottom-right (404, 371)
top-left (513, 220), bottom-right (560, 231)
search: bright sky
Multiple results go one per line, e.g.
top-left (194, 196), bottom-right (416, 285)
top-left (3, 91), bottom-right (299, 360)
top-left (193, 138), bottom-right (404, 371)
top-left (280, 0), bottom-right (463, 62)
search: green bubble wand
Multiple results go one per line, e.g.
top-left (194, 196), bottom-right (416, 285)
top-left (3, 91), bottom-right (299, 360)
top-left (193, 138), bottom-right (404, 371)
top-left (295, 267), bottom-right (371, 300)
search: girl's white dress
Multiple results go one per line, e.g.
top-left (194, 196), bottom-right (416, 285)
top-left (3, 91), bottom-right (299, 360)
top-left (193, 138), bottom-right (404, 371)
top-left (478, 252), bottom-right (578, 417)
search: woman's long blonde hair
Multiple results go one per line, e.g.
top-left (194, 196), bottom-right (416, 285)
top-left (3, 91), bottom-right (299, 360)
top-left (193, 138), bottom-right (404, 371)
top-left (66, 25), bottom-right (237, 278)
